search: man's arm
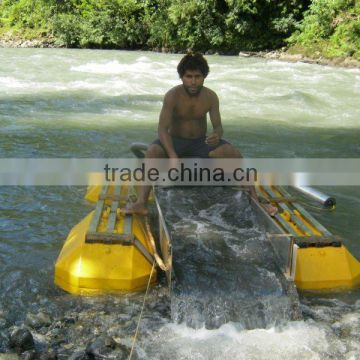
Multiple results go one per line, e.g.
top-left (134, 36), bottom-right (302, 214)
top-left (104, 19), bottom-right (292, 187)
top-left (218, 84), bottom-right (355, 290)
top-left (158, 91), bottom-right (178, 158)
top-left (206, 91), bottom-right (223, 146)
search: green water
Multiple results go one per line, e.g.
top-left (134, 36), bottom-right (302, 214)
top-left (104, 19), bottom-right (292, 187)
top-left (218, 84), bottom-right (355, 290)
top-left (0, 48), bottom-right (359, 359)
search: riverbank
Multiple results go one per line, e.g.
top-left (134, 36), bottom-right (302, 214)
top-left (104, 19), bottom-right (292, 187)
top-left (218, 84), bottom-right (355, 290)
top-left (1, 34), bottom-right (359, 70)
top-left (241, 50), bottom-right (360, 69)
top-left (0, 33), bottom-right (56, 49)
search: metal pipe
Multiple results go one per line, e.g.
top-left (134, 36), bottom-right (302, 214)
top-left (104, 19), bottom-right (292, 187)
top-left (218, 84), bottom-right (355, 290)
top-left (292, 186), bottom-right (336, 209)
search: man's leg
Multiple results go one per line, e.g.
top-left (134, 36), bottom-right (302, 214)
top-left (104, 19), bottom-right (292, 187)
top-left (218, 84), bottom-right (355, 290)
top-left (121, 144), bottom-right (166, 215)
top-left (209, 144), bottom-right (278, 216)
top-left (208, 143), bottom-right (241, 158)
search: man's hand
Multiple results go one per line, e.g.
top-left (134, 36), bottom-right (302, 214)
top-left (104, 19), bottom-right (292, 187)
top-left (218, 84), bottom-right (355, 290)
top-left (167, 152), bottom-right (178, 158)
top-left (205, 132), bottom-right (220, 147)
top-left (167, 154), bottom-right (179, 178)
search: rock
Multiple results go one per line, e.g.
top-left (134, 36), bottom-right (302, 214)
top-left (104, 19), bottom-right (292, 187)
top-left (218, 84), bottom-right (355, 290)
top-left (68, 350), bottom-right (86, 360)
top-left (39, 349), bottom-right (57, 360)
top-left (279, 53), bottom-right (304, 62)
top-left (342, 58), bottom-right (360, 68)
top-left (0, 330), bottom-right (10, 352)
top-left (21, 350), bottom-right (37, 360)
top-left (25, 313), bottom-right (51, 330)
top-left (238, 51), bottom-right (251, 57)
top-left (264, 51), bottom-right (279, 59)
top-left (0, 354), bottom-right (20, 359)
top-left (331, 57), bottom-right (345, 65)
top-left (116, 344), bottom-right (131, 360)
top-left (9, 328), bottom-right (35, 353)
top-left (85, 335), bottom-right (117, 357)
top-left (63, 315), bottom-right (77, 325)
top-left (0, 317), bottom-right (7, 328)
top-left (118, 314), bottom-right (132, 322)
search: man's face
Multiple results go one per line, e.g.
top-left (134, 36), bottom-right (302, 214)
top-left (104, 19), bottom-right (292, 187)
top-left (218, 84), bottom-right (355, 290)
top-left (181, 69), bottom-right (205, 96)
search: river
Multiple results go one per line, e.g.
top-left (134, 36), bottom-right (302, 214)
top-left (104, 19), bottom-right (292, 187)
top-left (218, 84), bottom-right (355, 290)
top-left (0, 48), bottom-right (359, 359)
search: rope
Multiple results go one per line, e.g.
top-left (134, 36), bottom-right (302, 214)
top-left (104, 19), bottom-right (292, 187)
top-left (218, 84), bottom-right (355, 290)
top-left (128, 260), bottom-right (156, 360)
top-left (127, 188), bottom-right (172, 359)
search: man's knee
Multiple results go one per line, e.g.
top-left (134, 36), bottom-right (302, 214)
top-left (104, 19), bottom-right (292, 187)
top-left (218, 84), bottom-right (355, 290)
top-left (146, 144), bottom-right (166, 158)
top-left (209, 144), bottom-right (242, 158)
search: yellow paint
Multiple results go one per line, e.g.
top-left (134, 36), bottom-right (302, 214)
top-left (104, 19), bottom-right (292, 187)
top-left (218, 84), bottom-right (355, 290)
top-left (295, 246), bottom-right (360, 290)
top-left (54, 211), bottom-right (157, 295)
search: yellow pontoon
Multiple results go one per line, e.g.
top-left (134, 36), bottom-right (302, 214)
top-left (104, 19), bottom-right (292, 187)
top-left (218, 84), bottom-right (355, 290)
top-left (255, 186), bottom-right (360, 290)
top-left (54, 185), bottom-right (157, 295)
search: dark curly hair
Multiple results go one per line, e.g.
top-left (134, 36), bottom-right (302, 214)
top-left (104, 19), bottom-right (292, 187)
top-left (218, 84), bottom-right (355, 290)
top-left (177, 53), bottom-right (209, 78)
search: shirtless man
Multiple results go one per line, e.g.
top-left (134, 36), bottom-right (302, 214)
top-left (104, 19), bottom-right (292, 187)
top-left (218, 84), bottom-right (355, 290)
top-left (122, 53), bottom-right (277, 216)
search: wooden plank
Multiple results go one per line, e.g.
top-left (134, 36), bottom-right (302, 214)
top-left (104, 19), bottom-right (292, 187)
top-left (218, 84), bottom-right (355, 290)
top-left (87, 200), bottom-right (105, 233)
top-left (123, 214), bottom-right (133, 235)
top-left (85, 232), bottom-right (134, 244)
top-left (100, 184), bottom-right (110, 197)
top-left (106, 186), bottom-right (121, 233)
top-left (293, 235), bottom-right (342, 248)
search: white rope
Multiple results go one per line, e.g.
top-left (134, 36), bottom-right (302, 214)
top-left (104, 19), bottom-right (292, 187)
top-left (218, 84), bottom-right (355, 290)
top-left (128, 260), bottom-right (156, 360)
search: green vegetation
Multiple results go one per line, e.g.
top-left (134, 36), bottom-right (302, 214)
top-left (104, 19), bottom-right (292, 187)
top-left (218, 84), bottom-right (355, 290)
top-left (0, 0), bottom-right (359, 60)
top-left (0, 0), bottom-right (54, 39)
top-left (287, 0), bottom-right (360, 59)
top-left (0, 0), bottom-right (307, 51)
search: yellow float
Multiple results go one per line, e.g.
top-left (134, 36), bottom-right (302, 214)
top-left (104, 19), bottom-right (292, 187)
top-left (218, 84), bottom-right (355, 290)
top-left (54, 184), bottom-right (157, 295)
top-left (256, 185), bottom-right (360, 290)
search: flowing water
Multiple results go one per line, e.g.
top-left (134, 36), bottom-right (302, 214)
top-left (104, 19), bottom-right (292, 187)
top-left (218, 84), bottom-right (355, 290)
top-left (155, 187), bottom-right (302, 330)
top-left (0, 48), bottom-right (360, 359)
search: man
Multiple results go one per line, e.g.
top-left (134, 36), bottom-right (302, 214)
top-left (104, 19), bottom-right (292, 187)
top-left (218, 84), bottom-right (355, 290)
top-left (122, 53), bottom-right (277, 216)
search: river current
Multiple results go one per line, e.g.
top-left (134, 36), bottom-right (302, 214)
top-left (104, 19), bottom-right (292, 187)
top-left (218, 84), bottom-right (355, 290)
top-left (0, 48), bottom-right (360, 359)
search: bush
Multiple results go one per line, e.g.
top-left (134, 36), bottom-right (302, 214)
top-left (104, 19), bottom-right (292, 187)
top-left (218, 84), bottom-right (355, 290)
top-left (144, 0), bottom-right (225, 51)
top-left (287, 0), bottom-right (359, 59)
top-left (0, 0), bottom-right (54, 33)
top-left (52, 0), bottom-right (148, 48)
top-left (52, 13), bottom-right (83, 47)
top-left (224, 0), bottom-right (307, 51)
top-left (146, 0), bottom-right (307, 52)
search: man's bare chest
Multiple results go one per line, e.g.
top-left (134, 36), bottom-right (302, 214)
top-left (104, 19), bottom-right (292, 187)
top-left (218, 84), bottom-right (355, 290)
top-left (174, 98), bottom-right (210, 120)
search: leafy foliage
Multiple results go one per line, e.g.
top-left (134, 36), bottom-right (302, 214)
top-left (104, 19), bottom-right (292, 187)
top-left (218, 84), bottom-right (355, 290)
top-left (287, 0), bottom-right (360, 59)
top-left (52, 0), bottom-right (148, 48)
top-left (223, 0), bottom-right (307, 51)
top-left (0, 0), bottom-right (55, 33)
top-left (0, 0), bottom-right (358, 59)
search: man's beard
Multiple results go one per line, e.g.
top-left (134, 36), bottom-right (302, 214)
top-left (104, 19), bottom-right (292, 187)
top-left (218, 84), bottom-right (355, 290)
top-left (184, 85), bottom-right (203, 97)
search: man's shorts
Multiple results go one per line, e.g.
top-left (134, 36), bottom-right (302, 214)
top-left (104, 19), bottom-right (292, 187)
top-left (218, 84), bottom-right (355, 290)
top-left (152, 136), bottom-right (230, 158)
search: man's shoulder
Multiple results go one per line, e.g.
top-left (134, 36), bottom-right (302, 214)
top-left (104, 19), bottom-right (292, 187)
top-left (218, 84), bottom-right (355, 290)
top-left (203, 86), bottom-right (214, 93)
top-left (203, 86), bottom-right (218, 101)
top-left (167, 85), bottom-right (182, 94)
top-left (164, 85), bottom-right (181, 99)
